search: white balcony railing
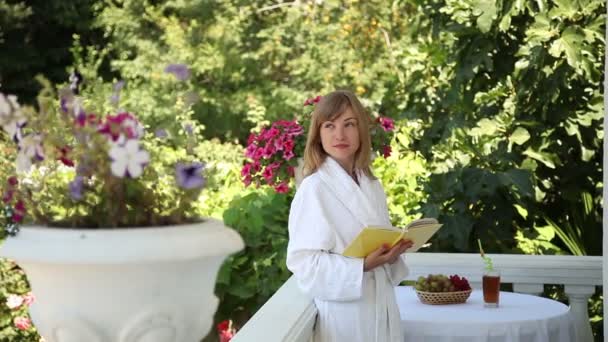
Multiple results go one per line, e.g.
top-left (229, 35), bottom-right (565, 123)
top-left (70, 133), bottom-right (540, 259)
top-left (232, 253), bottom-right (602, 342)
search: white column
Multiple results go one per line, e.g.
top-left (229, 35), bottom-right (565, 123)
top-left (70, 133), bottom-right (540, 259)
top-left (565, 285), bottom-right (595, 342)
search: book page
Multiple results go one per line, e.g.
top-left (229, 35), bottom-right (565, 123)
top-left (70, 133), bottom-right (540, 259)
top-left (342, 219), bottom-right (442, 258)
top-left (406, 218), bottom-right (439, 230)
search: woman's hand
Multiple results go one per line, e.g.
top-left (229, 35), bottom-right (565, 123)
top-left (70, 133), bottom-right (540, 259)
top-left (363, 239), bottom-right (414, 272)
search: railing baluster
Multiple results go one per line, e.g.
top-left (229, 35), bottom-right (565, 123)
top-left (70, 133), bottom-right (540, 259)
top-left (565, 284), bottom-right (596, 342)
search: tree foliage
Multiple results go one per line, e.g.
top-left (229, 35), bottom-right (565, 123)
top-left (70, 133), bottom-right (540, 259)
top-left (0, 0), bottom-right (104, 103)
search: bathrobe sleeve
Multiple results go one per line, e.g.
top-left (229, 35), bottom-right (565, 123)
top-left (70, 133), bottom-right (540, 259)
top-left (374, 180), bottom-right (410, 286)
top-left (286, 179), bottom-right (365, 301)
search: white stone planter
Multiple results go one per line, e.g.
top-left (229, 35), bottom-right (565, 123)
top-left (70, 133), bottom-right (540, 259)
top-left (0, 218), bottom-right (244, 342)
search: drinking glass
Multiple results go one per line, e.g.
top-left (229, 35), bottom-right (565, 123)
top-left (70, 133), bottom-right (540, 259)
top-left (482, 269), bottom-right (500, 308)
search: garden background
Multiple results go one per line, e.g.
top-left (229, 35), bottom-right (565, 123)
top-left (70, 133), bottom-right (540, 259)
top-left (0, 0), bottom-right (604, 341)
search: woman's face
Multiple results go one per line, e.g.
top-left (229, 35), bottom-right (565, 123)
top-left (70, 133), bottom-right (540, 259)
top-left (319, 107), bottom-right (360, 171)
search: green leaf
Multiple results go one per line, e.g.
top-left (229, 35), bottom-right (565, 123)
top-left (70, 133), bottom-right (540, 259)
top-left (549, 27), bottom-right (584, 69)
top-left (548, 0), bottom-right (579, 19)
top-left (534, 224), bottom-right (556, 241)
top-left (523, 148), bottom-right (558, 169)
top-left (525, 14), bottom-right (555, 43)
top-left (441, 215), bottom-right (474, 251)
top-left (227, 282), bottom-right (257, 299)
top-left (500, 169), bottom-right (533, 198)
top-left (474, 0), bottom-right (497, 33)
top-left (509, 127), bottom-right (530, 145)
top-left (513, 204), bottom-right (528, 219)
top-left (469, 118), bottom-right (499, 137)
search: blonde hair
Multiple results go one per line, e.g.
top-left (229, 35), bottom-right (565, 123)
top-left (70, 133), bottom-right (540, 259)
top-left (303, 90), bottom-right (374, 178)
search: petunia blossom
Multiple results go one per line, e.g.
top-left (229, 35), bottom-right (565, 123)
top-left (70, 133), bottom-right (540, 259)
top-left (12, 200), bottom-right (26, 223)
top-left (2, 116), bottom-right (27, 143)
top-left (175, 162), bottom-right (206, 190)
top-left (98, 112), bottom-right (144, 141)
top-left (274, 182), bottom-right (289, 194)
top-left (13, 316), bottom-right (31, 331)
top-left (378, 117), bottom-right (395, 132)
top-left (6, 294), bottom-right (23, 309)
top-left (22, 292), bottom-right (35, 306)
top-left (109, 140), bottom-right (150, 178)
top-left (69, 176), bottom-right (85, 201)
top-left (382, 145), bottom-right (392, 158)
top-left (16, 134), bottom-right (44, 172)
top-left (303, 95), bottom-right (322, 106)
top-left (155, 128), bottom-right (168, 139)
top-left (164, 64), bottom-right (191, 81)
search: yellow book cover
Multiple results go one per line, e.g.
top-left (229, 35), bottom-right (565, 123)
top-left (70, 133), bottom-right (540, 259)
top-left (342, 218), bottom-right (442, 258)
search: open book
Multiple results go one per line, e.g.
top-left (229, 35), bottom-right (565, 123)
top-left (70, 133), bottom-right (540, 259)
top-left (342, 218), bottom-right (442, 258)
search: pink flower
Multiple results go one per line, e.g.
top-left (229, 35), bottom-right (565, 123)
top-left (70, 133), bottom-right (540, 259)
top-left (98, 112), bottom-right (144, 141)
top-left (57, 146), bottom-right (74, 167)
top-left (378, 117), bottom-right (395, 132)
top-left (273, 136), bottom-right (285, 151)
top-left (7, 176), bottom-right (18, 187)
top-left (266, 127), bottom-right (280, 139)
top-left (12, 200), bottom-right (26, 222)
top-left (217, 319), bottom-right (236, 342)
top-left (241, 163), bottom-right (252, 177)
top-left (287, 166), bottom-right (295, 177)
top-left (22, 292), bottom-right (35, 306)
top-left (252, 160), bottom-right (261, 172)
top-left (217, 320), bottom-right (230, 332)
top-left (243, 175), bottom-right (252, 186)
top-left (2, 190), bottom-right (13, 204)
top-left (262, 167), bottom-right (275, 184)
top-left (304, 95), bottom-right (322, 106)
top-left (274, 182), bottom-right (289, 193)
top-left (245, 144), bottom-right (257, 159)
top-left (382, 145), bottom-right (392, 158)
top-left (6, 294), bottom-right (23, 309)
top-left (262, 144), bottom-right (276, 158)
top-left (253, 148), bottom-right (264, 160)
top-left (283, 139), bottom-right (295, 152)
top-left (247, 133), bottom-right (256, 145)
top-left (267, 161), bottom-right (281, 170)
top-left (219, 330), bottom-right (234, 342)
top-left (14, 316), bottom-right (31, 330)
top-left (283, 150), bottom-right (295, 160)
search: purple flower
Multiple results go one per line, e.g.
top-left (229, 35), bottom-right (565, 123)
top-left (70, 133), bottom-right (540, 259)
top-left (155, 128), bottom-right (168, 139)
top-left (109, 93), bottom-right (120, 106)
top-left (113, 80), bottom-right (125, 91)
top-left (109, 81), bottom-right (126, 106)
top-left (60, 97), bottom-right (68, 113)
top-left (164, 64), bottom-right (191, 81)
top-left (175, 162), bottom-right (206, 190)
top-left (183, 123), bottom-right (194, 136)
top-left (69, 176), bottom-right (84, 201)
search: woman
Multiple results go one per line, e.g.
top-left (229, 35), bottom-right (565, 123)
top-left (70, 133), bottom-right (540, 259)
top-left (286, 90), bottom-right (413, 342)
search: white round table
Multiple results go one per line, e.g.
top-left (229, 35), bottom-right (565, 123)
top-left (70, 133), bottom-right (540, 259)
top-left (395, 286), bottom-right (575, 342)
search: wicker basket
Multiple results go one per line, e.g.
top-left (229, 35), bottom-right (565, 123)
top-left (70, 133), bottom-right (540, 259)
top-left (415, 289), bottom-right (472, 305)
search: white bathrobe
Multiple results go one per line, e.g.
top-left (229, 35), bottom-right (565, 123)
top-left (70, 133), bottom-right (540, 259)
top-left (286, 157), bottom-right (409, 342)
